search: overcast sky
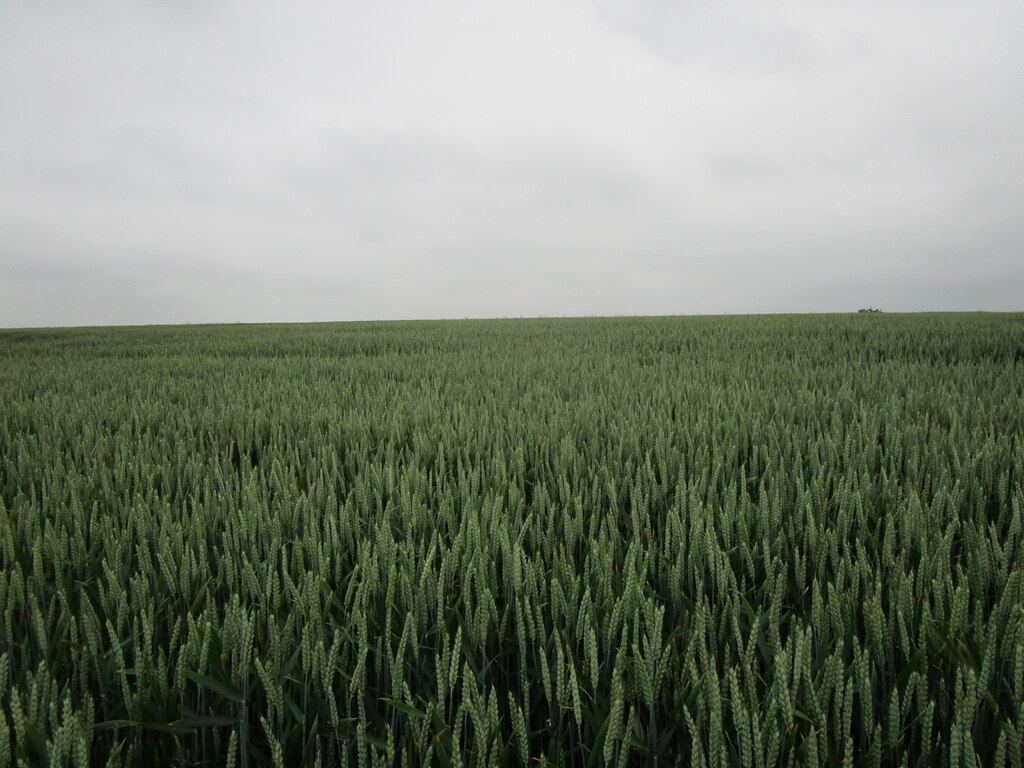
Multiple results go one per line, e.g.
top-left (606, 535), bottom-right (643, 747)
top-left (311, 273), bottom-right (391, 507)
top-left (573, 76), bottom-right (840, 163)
top-left (1, 1), bottom-right (1021, 327)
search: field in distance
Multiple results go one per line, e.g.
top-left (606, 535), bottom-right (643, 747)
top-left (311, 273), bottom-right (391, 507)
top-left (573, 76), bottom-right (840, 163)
top-left (1, 313), bottom-right (1022, 767)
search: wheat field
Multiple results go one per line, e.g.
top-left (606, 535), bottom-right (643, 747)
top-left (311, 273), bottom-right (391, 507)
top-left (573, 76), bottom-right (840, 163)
top-left (1, 313), bottom-right (1022, 767)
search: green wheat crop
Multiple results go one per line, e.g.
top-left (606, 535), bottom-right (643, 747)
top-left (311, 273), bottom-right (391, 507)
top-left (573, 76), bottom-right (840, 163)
top-left (0, 313), bottom-right (1021, 766)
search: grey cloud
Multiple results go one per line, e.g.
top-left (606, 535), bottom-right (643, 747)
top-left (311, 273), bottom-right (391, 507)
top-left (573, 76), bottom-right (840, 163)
top-left (1, 0), bottom-right (1022, 327)
top-left (595, 3), bottom-right (825, 75)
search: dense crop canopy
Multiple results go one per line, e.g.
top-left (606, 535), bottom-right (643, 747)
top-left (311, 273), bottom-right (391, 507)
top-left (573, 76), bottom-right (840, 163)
top-left (0, 314), bottom-right (1022, 766)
